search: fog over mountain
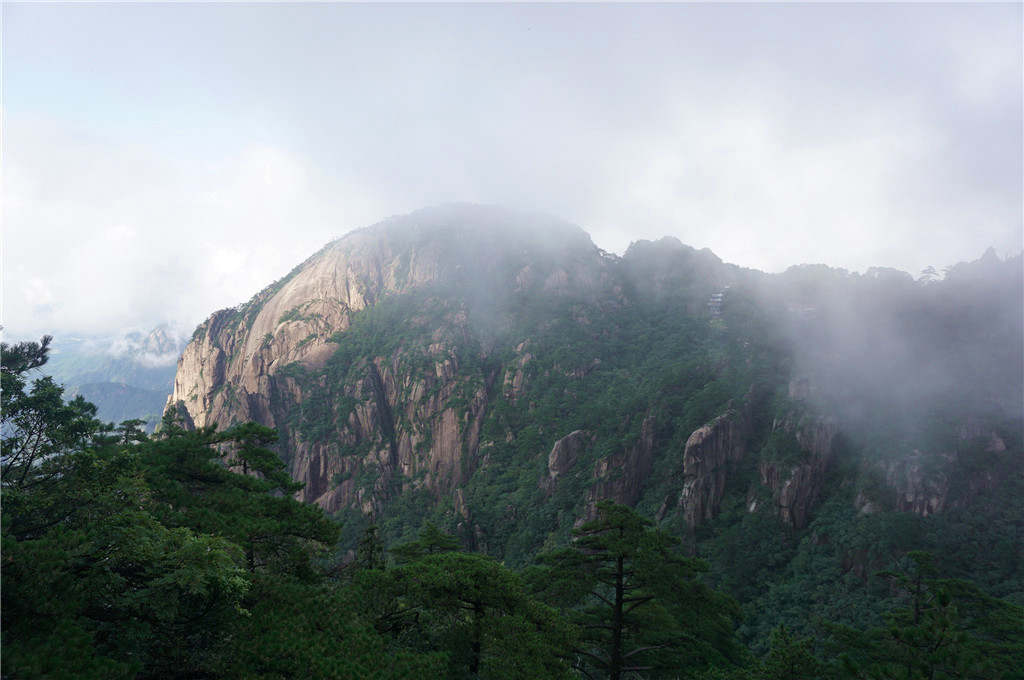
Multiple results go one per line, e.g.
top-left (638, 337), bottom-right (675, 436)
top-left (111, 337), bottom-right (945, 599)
top-left (3, 3), bottom-right (1020, 339)
top-left (740, 240), bottom-right (1024, 455)
top-left (38, 323), bottom-right (190, 429)
top-left (5, 203), bottom-right (1022, 674)
top-left (19, 203), bottom-right (1023, 444)
top-left (4, 4), bottom-right (1023, 673)
top-left (163, 205), bottom-right (1021, 557)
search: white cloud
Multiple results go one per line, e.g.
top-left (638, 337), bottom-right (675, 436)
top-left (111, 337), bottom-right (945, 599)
top-left (2, 3), bottom-right (1020, 341)
top-left (21, 277), bottom-right (56, 309)
top-left (1, 114), bottom-right (352, 338)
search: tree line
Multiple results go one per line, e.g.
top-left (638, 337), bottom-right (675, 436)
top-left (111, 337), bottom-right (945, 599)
top-left (3, 335), bottom-right (1021, 679)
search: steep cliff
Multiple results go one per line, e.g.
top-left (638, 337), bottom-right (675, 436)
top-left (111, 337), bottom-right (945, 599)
top-left (853, 414), bottom-right (1012, 518)
top-left (170, 205), bottom-right (621, 518)
top-left (587, 414), bottom-right (656, 508)
top-left (168, 204), bottom-right (1023, 568)
top-left (672, 395), bottom-right (753, 528)
top-left (756, 413), bottom-right (838, 530)
top-left (541, 429), bottom-right (592, 495)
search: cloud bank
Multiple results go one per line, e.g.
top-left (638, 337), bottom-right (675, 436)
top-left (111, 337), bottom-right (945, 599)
top-left (2, 3), bottom-right (1020, 339)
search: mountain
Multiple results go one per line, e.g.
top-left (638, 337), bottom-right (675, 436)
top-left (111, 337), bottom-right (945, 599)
top-left (169, 204), bottom-right (1022, 645)
top-left (170, 205), bottom-right (746, 522)
top-left (43, 324), bottom-right (186, 429)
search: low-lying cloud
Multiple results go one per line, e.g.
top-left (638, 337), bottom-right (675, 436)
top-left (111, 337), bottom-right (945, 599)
top-left (3, 3), bottom-right (1020, 340)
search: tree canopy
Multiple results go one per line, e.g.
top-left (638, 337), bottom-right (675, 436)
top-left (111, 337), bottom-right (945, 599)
top-left (532, 501), bottom-right (745, 680)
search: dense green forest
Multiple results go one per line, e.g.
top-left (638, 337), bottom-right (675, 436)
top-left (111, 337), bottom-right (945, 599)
top-left (6, 208), bottom-right (1023, 679)
top-left (4, 302), bottom-right (1023, 678)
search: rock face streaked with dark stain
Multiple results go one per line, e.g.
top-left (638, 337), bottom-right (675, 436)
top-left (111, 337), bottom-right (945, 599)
top-left (168, 204), bottom-right (1022, 543)
top-left (169, 205), bottom-right (624, 515)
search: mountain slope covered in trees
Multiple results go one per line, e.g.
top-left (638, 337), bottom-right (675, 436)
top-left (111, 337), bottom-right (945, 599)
top-left (163, 204), bottom-right (1022, 660)
top-left (8, 203), bottom-right (1018, 678)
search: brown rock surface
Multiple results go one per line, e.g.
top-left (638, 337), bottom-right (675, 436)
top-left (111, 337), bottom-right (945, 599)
top-left (168, 205), bottom-right (608, 517)
top-left (677, 403), bottom-right (752, 528)
top-left (758, 414), bottom-right (838, 529)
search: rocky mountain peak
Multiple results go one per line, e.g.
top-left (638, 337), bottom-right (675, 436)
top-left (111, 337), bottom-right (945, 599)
top-left (169, 203), bottom-right (614, 441)
top-left (166, 206), bottom-right (1022, 566)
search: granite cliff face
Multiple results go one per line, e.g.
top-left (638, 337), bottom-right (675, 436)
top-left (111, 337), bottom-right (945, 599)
top-left (170, 205), bottom-right (620, 516)
top-left (587, 414), bottom-right (656, 508)
top-left (168, 204), bottom-right (1022, 564)
top-left (173, 214), bottom-right (519, 431)
top-left (853, 415), bottom-right (1011, 518)
top-left (746, 377), bottom-right (839, 530)
top-left (541, 430), bottom-right (592, 495)
top-left (756, 413), bottom-right (838, 530)
top-left (668, 393), bottom-right (753, 528)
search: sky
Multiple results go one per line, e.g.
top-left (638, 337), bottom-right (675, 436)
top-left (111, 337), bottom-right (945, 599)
top-left (3, 2), bottom-right (1022, 341)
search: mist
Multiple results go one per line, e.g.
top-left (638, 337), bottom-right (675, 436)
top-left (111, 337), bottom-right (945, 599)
top-left (4, 3), bottom-right (1020, 340)
top-left (758, 250), bottom-right (1023, 457)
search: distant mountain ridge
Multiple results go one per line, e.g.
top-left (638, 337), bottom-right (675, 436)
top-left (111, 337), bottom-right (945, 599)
top-left (43, 324), bottom-right (187, 429)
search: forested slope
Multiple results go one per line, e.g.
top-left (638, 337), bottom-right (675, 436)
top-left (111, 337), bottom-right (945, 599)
top-left (5, 204), bottom-right (1020, 678)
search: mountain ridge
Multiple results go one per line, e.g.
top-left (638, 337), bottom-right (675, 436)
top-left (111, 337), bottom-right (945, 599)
top-left (167, 204), bottom-right (1021, 587)
top-left (37, 324), bottom-right (187, 430)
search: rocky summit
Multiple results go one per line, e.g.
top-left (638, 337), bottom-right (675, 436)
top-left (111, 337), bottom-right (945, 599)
top-left (168, 203), bottom-right (1023, 567)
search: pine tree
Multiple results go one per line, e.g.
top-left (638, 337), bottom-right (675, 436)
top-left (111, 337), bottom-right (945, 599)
top-left (534, 500), bottom-right (744, 680)
top-left (837, 551), bottom-right (1024, 680)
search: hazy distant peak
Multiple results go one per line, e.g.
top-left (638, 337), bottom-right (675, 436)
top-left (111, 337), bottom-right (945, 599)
top-left (106, 324), bottom-right (187, 367)
top-left (943, 246), bottom-right (1024, 283)
top-left (353, 203), bottom-right (594, 252)
top-left (623, 236), bottom-right (689, 255)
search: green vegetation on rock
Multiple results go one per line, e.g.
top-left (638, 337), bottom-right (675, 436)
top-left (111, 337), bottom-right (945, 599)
top-left (10, 207), bottom-right (1022, 678)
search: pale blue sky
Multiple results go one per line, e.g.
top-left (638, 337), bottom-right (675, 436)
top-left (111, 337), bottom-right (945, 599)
top-left (3, 2), bottom-right (1021, 338)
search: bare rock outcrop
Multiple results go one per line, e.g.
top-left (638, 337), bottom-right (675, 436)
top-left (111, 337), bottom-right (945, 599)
top-left (884, 450), bottom-right (953, 516)
top-left (678, 416), bottom-right (748, 527)
top-left (588, 416), bottom-right (656, 507)
top-left (502, 342), bottom-right (533, 402)
top-left (170, 227), bottom-right (438, 431)
top-left (854, 415), bottom-right (1009, 518)
top-left (540, 430), bottom-right (593, 494)
top-left (575, 415), bottom-right (657, 525)
top-left (668, 393), bottom-right (753, 528)
top-left (168, 205), bottom-right (611, 518)
top-left (757, 414), bottom-right (838, 530)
